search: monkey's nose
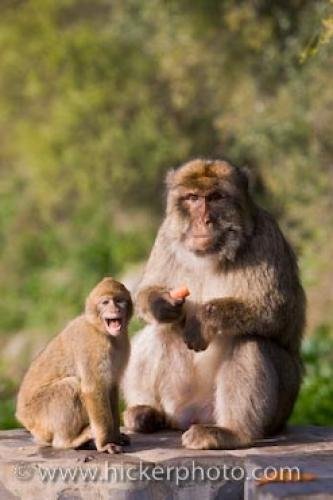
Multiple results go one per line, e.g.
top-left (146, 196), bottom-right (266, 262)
top-left (110, 306), bottom-right (122, 317)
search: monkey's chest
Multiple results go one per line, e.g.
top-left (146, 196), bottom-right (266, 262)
top-left (160, 345), bottom-right (219, 428)
top-left (173, 369), bottom-right (216, 426)
top-left (99, 350), bottom-right (127, 381)
top-left (173, 266), bottom-right (244, 305)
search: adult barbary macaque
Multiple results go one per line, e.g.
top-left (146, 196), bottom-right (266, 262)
top-left (16, 277), bottom-right (133, 454)
top-left (123, 158), bottom-right (305, 450)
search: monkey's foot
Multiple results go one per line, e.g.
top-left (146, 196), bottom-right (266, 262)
top-left (99, 443), bottom-right (123, 454)
top-left (123, 405), bottom-right (166, 433)
top-left (182, 424), bottom-right (247, 450)
top-left (118, 432), bottom-right (131, 446)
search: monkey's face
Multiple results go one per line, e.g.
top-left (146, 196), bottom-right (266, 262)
top-left (176, 186), bottom-right (242, 255)
top-left (86, 278), bottom-right (133, 337)
top-left (96, 294), bottom-right (131, 336)
top-left (166, 160), bottom-right (254, 260)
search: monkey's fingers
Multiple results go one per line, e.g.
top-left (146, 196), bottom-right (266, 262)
top-left (151, 293), bottom-right (185, 322)
top-left (169, 286), bottom-right (190, 300)
top-left (205, 302), bottom-right (218, 315)
top-left (100, 443), bottom-right (123, 454)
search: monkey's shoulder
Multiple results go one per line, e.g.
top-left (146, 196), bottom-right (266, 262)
top-left (249, 209), bottom-right (297, 265)
top-left (59, 314), bottom-right (106, 346)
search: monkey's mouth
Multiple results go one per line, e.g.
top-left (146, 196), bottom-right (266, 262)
top-left (103, 315), bottom-right (123, 336)
top-left (186, 232), bottom-right (215, 253)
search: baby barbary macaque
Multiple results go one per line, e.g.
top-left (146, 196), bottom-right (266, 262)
top-left (16, 277), bottom-right (133, 454)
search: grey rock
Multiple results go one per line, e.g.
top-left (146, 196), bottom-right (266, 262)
top-left (0, 426), bottom-right (332, 499)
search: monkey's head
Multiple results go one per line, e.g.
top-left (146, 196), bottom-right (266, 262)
top-left (85, 278), bottom-right (133, 337)
top-left (166, 159), bottom-right (254, 262)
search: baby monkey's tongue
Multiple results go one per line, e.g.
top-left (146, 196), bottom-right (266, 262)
top-left (105, 317), bottom-right (122, 336)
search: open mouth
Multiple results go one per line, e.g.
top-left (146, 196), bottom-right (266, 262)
top-left (104, 316), bottom-right (123, 336)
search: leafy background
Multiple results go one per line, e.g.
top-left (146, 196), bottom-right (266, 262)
top-left (0, 0), bottom-right (332, 429)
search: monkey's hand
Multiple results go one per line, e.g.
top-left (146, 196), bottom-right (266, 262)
top-left (149, 289), bottom-right (185, 323)
top-left (202, 298), bottom-right (253, 337)
top-left (98, 442), bottom-right (123, 454)
top-left (183, 313), bottom-right (209, 352)
top-left (203, 300), bottom-right (222, 324)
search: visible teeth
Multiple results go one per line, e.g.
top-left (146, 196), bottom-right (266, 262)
top-left (105, 318), bottom-right (121, 328)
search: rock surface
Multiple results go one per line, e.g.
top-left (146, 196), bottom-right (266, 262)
top-left (0, 426), bottom-right (332, 499)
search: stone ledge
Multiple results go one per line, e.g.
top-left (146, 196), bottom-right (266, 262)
top-left (0, 426), bottom-right (332, 499)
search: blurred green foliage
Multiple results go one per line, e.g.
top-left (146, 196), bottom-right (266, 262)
top-left (0, 0), bottom-right (332, 428)
top-left (291, 326), bottom-right (333, 426)
top-left (0, 373), bottom-right (17, 429)
top-left (291, 325), bottom-right (333, 425)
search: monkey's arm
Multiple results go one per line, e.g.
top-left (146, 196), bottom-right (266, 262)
top-left (77, 347), bottom-right (119, 451)
top-left (110, 385), bottom-right (130, 446)
top-left (81, 383), bottom-right (117, 450)
top-left (135, 228), bottom-right (185, 324)
top-left (202, 289), bottom-right (304, 350)
top-left (185, 262), bottom-right (304, 352)
top-left (204, 297), bottom-right (280, 336)
top-left (109, 385), bottom-right (120, 431)
top-left (183, 296), bottom-right (288, 351)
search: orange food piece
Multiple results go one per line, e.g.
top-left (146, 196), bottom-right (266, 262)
top-left (257, 470), bottom-right (316, 486)
top-left (169, 286), bottom-right (190, 300)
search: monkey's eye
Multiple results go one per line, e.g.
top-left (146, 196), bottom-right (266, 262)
top-left (207, 192), bottom-right (224, 202)
top-left (185, 193), bottom-right (199, 202)
top-left (102, 299), bottom-right (109, 306)
top-left (115, 298), bottom-right (127, 309)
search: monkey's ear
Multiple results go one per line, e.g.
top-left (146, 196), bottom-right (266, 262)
top-left (165, 169), bottom-right (176, 190)
top-left (239, 166), bottom-right (253, 193)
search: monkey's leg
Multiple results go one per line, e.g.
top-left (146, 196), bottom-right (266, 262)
top-left (123, 405), bottom-right (168, 433)
top-left (123, 325), bottom-right (171, 433)
top-left (30, 377), bottom-right (90, 449)
top-left (53, 426), bottom-right (92, 449)
top-left (182, 337), bottom-right (300, 450)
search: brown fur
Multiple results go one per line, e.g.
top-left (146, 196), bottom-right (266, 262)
top-left (123, 158), bottom-right (305, 450)
top-left (16, 278), bottom-right (132, 454)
